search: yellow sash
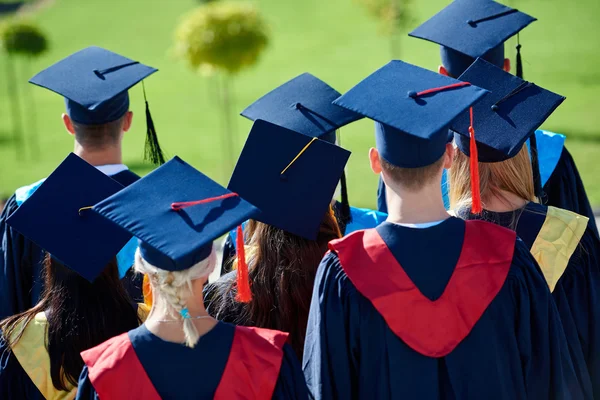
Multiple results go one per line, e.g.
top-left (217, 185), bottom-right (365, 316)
top-left (10, 305), bottom-right (150, 400)
top-left (530, 206), bottom-right (589, 292)
top-left (10, 313), bottom-right (76, 400)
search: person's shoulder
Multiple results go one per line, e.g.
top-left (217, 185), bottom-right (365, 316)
top-left (80, 332), bottom-right (132, 369)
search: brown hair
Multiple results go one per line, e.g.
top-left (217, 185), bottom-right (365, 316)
top-left (207, 206), bottom-right (341, 360)
top-left (449, 144), bottom-right (537, 211)
top-left (380, 155), bottom-right (445, 191)
top-left (72, 114), bottom-right (126, 149)
top-left (0, 254), bottom-right (140, 391)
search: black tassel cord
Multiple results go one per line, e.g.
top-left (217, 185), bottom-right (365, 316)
top-left (516, 33), bottom-right (523, 79)
top-left (142, 81), bottom-right (166, 165)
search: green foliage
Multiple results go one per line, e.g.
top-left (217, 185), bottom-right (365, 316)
top-left (356, 0), bottom-right (413, 35)
top-left (0, 20), bottom-right (48, 56)
top-left (174, 1), bottom-right (269, 74)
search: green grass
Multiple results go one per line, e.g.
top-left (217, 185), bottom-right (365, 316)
top-left (0, 0), bottom-right (599, 208)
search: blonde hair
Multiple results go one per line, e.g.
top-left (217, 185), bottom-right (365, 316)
top-left (134, 247), bottom-right (216, 348)
top-left (449, 144), bottom-right (537, 212)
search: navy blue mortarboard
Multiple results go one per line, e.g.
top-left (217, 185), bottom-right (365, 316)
top-left (409, 0), bottom-right (536, 78)
top-left (6, 153), bottom-right (133, 282)
top-left (29, 46), bottom-right (165, 164)
top-left (93, 156), bottom-right (259, 271)
top-left (452, 58), bottom-right (565, 162)
top-left (228, 119), bottom-right (350, 240)
top-left (333, 60), bottom-right (488, 168)
top-left (241, 73), bottom-right (361, 226)
top-left (241, 73), bottom-right (362, 144)
top-left (93, 156), bottom-right (259, 301)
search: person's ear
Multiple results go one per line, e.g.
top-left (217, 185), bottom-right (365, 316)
top-left (122, 111), bottom-right (133, 132)
top-left (369, 147), bottom-right (382, 174)
top-left (438, 65), bottom-right (450, 77)
top-left (503, 58), bottom-right (511, 73)
top-left (443, 143), bottom-right (455, 169)
top-left (62, 113), bottom-right (76, 136)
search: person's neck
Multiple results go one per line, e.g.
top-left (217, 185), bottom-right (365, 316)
top-left (74, 143), bottom-right (123, 166)
top-left (385, 180), bottom-right (450, 225)
top-left (483, 190), bottom-right (529, 213)
top-left (144, 280), bottom-right (217, 344)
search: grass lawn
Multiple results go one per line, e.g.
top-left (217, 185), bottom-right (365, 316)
top-left (0, 0), bottom-right (599, 208)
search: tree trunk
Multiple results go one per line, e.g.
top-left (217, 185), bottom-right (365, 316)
top-left (5, 54), bottom-right (24, 158)
top-left (23, 58), bottom-right (39, 160)
top-left (219, 74), bottom-right (237, 177)
top-left (389, 0), bottom-right (401, 59)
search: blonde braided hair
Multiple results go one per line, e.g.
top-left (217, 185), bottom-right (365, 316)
top-left (134, 247), bottom-right (216, 348)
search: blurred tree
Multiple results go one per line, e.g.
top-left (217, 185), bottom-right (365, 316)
top-left (356, 0), bottom-right (413, 58)
top-left (174, 1), bottom-right (268, 173)
top-left (0, 20), bottom-right (48, 159)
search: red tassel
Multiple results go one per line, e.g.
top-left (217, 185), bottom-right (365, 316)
top-left (469, 107), bottom-right (482, 214)
top-left (235, 225), bottom-right (252, 303)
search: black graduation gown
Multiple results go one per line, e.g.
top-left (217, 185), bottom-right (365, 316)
top-left (0, 169), bottom-right (143, 320)
top-left (543, 146), bottom-right (598, 239)
top-left (458, 202), bottom-right (600, 398)
top-left (303, 219), bottom-right (583, 399)
top-left (76, 322), bottom-right (309, 400)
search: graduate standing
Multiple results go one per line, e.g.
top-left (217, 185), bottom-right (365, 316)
top-left (205, 119), bottom-right (348, 360)
top-left (77, 157), bottom-right (309, 400)
top-left (0, 154), bottom-right (146, 400)
top-left (449, 59), bottom-right (600, 399)
top-left (303, 60), bottom-right (582, 399)
top-left (0, 46), bottom-right (166, 318)
top-left (407, 0), bottom-right (598, 237)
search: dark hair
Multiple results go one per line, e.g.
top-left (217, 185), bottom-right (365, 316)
top-left (380, 154), bottom-right (445, 191)
top-left (0, 254), bottom-right (140, 390)
top-left (72, 113), bottom-right (127, 149)
top-left (207, 206), bottom-right (341, 360)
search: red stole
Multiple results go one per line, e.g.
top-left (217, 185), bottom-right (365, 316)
top-left (81, 326), bottom-right (288, 400)
top-left (330, 220), bottom-right (515, 358)
top-left (214, 326), bottom-right (288, 399)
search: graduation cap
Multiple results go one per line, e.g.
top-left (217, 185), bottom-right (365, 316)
top-left (228, 119), bottom-right (350, 240)
top-left (93, 156), bottom-right (259, 302)
top-left (409, 0), bottom-right (536, 79)
top-left (241, 72), bottom-right (362, 225)
top-left (451, 58), bottom-right (565, 197)
top-left (333, 60), bottom-right (487, 165)
top-left (6, 153), bottom-right (133, 282)
top-left (29, 46), bottom-right (165, 165)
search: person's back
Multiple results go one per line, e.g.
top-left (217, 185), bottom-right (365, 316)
top-left (76, 157), bottom-right (309, 400)
top-left (0, 157), bottom-right (145, 399)
top-left (448, 58), bottom-right (599, 398)
top-left (303, 60), bottom-right (581, 399)
top-left (0, 47), bottom-right (167, 319)
top-left (206, 209), bottom-right (341, 360)
top-left (206, 120), bottom-right (348, 360)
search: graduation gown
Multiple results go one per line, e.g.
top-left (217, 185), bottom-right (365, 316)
top-left (458, 202), bottom-right (600, 398)
top-left (0, 304), bottom-right (149, 400)
top-left (303, 218), bottom-right (583, 399)
top-left (76, 322), bottom-right (309, 400)
top-left (0, 169), bottom-right (143, 319)
top-left (543, 145), bottom-right (598, 238)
